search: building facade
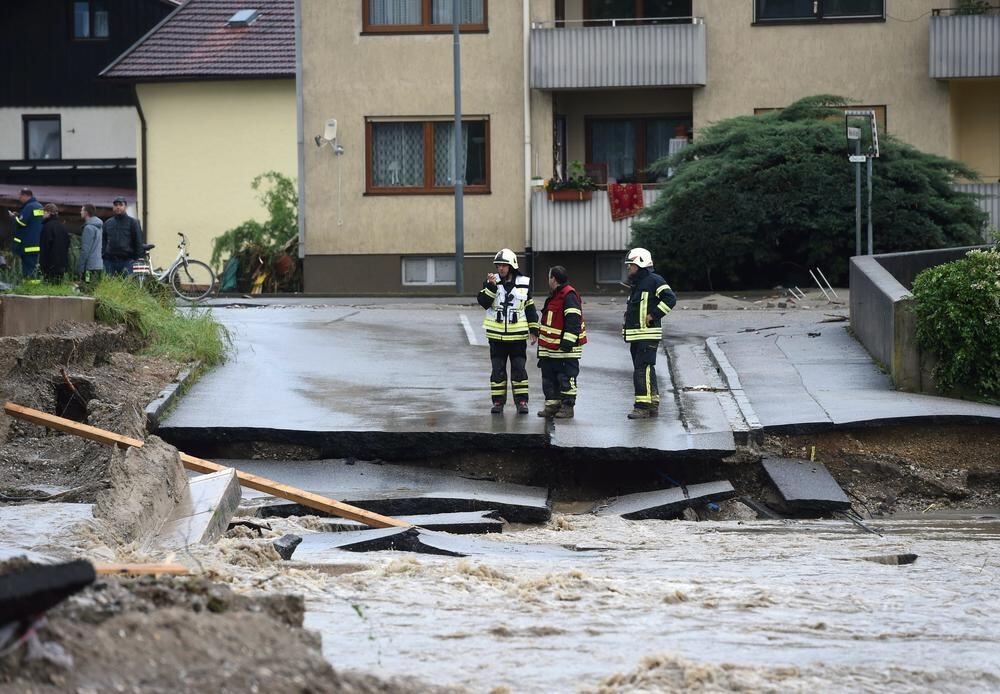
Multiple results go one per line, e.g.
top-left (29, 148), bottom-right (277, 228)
top-left (301, 0), bottom-right (1000, 294)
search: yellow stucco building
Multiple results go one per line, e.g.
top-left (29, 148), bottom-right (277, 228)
top-left (301, 0), bottom-right (999, 294)
top-left (102, 0), bottom-right (296, 270)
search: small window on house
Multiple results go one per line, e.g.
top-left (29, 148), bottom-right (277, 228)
top-left (364, 0), bottom-right (487, 33)
top-left (402, 257), bottom-right (456, 286)
top-left (367, 118), bottom-right (490, 194)
top-left (227, 9), bottom-right (261, 27)
top-left (596, 254), bottom-right (628, 285)
top-left (73, 1), bottom-right (109, 39)
top-left (754, 0), bottom-right (884, 22)
top-left (24, 116), bottom-right (62, 160)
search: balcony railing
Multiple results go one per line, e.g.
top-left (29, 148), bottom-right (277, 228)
top-left (530, 187), bottom-right (662, 253)
top-left (530, 17), bottom-right (706, 89)
top-left (930, 9), bottom-right (1000, 78)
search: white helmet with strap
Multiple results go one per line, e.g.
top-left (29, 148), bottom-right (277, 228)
top-left (494, 248), bottom-right (519, 270)
top-left (625, 247), bottom-right (653, 268)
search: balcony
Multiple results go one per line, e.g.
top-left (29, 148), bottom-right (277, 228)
top-left (930, 9), bottom-right (1000, 79)
top-left (530, 187), bottom-right (662, 252)
top-left (530, 18), bottom-right (706, 90)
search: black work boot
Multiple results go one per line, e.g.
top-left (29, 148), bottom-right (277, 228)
top-left (515, 400), bottom-right (529, 415)
top-left (554, 403), bottom-right (574, 419)
top-left (491, 401), bottom-right (504, 415)
top-left (627, 406), bottom-right (653, 420)
top-left (537, 403), bottom-right (561, 418)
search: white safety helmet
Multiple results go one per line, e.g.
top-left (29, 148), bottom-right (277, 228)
top-left (625, 247), bottom-right (653, 268)
top-left (494, 248), bottom-right (519, 270)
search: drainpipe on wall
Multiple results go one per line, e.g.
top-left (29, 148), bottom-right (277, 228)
top-left (133, 85), bottom-right (148, 235)
top-left (295, 0), bottom-right (306, 262)
top-left (522, 0), bottom-right (533, 275)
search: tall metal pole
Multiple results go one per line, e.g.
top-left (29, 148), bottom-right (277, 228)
top-left (866, 156), bottom-right (874, 255)
top-left (452, 2), bottom-right (465, 295)
top-left (854, 139), bottom-right (861, 257)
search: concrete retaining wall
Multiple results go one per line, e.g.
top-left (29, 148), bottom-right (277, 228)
top-left (0, 295), bottom-right (95, 337)
top-left (849, 246), bottom-right (989, 392)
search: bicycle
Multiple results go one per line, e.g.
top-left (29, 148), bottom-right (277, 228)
top-left (132, 233), bottom-right (216, 302)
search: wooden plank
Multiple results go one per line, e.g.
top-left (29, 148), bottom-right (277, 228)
top-left (94, 563), bottom-right (191, 576)
top-left (3, 402), bottom-right (411, 530)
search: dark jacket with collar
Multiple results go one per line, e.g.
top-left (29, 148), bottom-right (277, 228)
top-left (102, 212), bottom-right (143, 260)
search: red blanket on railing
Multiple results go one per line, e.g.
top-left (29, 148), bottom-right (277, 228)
top-left (608, 183), bottom-right (644, 222)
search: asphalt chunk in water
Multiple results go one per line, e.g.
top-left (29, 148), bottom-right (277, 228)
top-left (315, 510), bottom-right (504, 535)
top-left (591, 481), bottom-right (737, 520)
top-left (761, 457), bottom-right (852, 512)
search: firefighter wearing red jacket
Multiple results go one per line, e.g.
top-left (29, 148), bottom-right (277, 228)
top-left (536, 266), bottom-right (586, 419)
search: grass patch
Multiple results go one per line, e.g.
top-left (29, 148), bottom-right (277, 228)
top-left (2, 281), bottom-right (80, 296)
top-left (93, 277), bottom-right (229, 366)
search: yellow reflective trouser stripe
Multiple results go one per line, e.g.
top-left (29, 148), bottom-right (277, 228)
top-left (538, 348), bottom-right (582, 358)
top-left (563, 308), bottom-right (582, 316)
top-left (23, 246), bottom-right (40, 253)
top-left (33, 209), bottom-right (44, 216)
top-left (14, 217), bottom-right (26, 227)
top-left (545, 399), bottom-right (561, 406)
top-left (512, 380), bottom-right (529, 394)
top-left (490, 380), bottom-right (506, 395)
top-left (562, 377), bottom-right (577, 396)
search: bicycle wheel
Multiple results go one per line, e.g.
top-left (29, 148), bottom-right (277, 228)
top-left (169, 259), bottom-right (216, 302)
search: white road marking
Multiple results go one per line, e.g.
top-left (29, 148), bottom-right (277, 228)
top-left (459, 314), bottom-right (478, 346)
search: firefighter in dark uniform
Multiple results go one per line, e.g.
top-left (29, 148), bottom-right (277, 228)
top-left (622, 247), bottom-right (677, 419)
top-left (7, 188), bottom-right (44, 279)
top-left (537, 266), bottom-right (586, 420)
top-left (477, 249), bottom-right (539, 414)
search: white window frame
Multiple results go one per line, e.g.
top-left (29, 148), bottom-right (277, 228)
top-left (401, 256), bottom-right (456, 286)
top-left (595, 253), bottom-right (628, 285)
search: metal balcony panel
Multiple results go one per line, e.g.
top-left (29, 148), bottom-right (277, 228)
top-left (930, 15), bottom-right (1000, 79)
top-left (530, 23), bottom-right (706, 89)
top-left (530, 188), bottom-right (662, 252)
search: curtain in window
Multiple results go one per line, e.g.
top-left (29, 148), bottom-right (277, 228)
top-left (369, 0), bottom-right (421, 25)
top-left (434, 122), bottom-right (486, 186)
top-left (372, 123), bottom-right (424, 187)
top-left (645, 119), bottom-right (677, 173)
top-left (93, 9), bottom-right (110, 37)
top-left (74, 2), bottom-right (90, 37)
top-left (431, 0), bottom-right (485, 25)
top-left (591, 120), bottom-right (636, 182)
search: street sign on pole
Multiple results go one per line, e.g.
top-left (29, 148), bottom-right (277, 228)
top-left (848, 155), bottom-right (867, 163)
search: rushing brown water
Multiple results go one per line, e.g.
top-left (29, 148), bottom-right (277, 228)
top-left (296, 513), bottom-right (1000, 692)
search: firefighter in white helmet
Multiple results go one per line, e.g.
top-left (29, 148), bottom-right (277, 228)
top-left (477, 248), bottom-right (539, 414)
top-left (622, 247), bottom-right (676, 419)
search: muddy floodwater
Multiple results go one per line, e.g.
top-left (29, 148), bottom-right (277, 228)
top-left (301, 513), bottom-right (1000, 692)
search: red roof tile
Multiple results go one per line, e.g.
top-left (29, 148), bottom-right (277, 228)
top-left (101, 0), bottom-right (294, 81)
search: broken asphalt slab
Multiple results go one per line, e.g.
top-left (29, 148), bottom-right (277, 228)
top-left (761, 457), bottom-right (852, 512)
top-left (292, 528), bottom-right (601, 561)
top-left (592, 481), bottom-right (737, 520)
top-left (0, 559), bottom-right (95, 625)
top-left (316, 510), bottom-right (504, 534)
top-left (231, 459), bottom-right (551, 523)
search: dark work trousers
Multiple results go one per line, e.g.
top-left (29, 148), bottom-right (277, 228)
top-left (630, 341), bottom-right (660, 409)
top-left (539, 358), bottom-right (580, 406)
top-left (489, 340), bottom-right (529, 405)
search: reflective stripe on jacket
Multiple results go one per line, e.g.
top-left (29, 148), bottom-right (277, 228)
top-left (622, 267), bottom-right (676, 342)
top-left (477, 273), bottom-right (540, 342)
top-left (538, 284), bottom-right (587, 359)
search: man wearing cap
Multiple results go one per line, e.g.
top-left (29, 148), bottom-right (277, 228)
top-left (622, 247), bottom-right (677, 419)
top-left (6, 188), bottom-right (44, 278)
top-left (102, 197), bottom-right (143, 275)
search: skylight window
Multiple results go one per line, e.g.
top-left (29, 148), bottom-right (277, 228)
top-left (226, 9), bottom-right (260, 27)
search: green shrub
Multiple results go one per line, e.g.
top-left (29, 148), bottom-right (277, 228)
top-left (94, 276), bottom-right (229, 366)
top-left (2, 281), bottom-right (79, 296)
top-left (912, 249), bottom-right (1000, 399)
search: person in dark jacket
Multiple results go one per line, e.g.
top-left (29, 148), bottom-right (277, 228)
top-left (39, 204), bottom-right (70, 282)
top-left (102, 196), bottom-right (143, 275)
top-left (536, 266), bottom-right (586, 420)
top-left (7, 188), bottom-right (43, 278)
top-left (622, 247), bottom-right (677, 419)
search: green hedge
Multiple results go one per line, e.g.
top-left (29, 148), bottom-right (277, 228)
top-left (912, 249), bottom-right (1000, 400)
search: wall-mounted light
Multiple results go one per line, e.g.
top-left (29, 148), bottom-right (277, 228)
top-left (314, 118), bottom-right (344, 155)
